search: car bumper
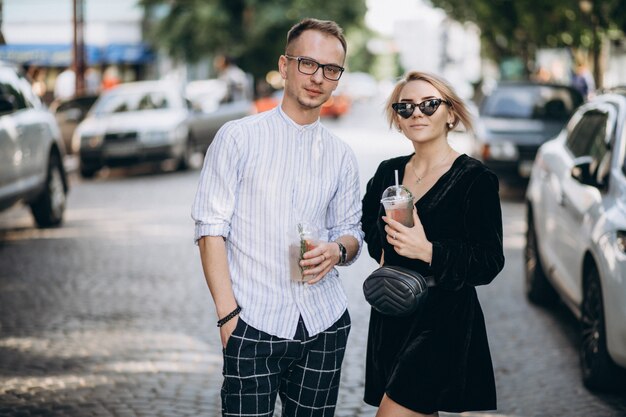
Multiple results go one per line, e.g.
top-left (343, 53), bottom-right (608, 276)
top-left (80, 143), bottom-right (178, 167)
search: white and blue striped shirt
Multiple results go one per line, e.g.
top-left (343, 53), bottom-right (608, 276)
top-left (192, 106), bottom-right (363, 339)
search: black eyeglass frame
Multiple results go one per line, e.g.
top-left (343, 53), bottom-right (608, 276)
top-left (392, 98), bottom-right (451, 118)
top-left (284, 54), bottom-right (345, 81)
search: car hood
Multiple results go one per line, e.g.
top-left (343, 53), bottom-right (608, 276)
top-left (478, 117), bottom-right (565, 145)
top-left (78, 110), bottom-right (188, 134)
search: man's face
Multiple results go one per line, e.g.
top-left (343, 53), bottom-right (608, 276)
top-left (279, 30), bottom-right (345, 113)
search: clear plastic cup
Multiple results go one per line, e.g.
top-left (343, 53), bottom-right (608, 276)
top-left (381, 185), bottom-right (414, 227)
top-left (289, 222), bottom-right (322, 282)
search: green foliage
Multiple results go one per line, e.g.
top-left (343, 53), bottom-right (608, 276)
top-left (141, 0), bottom-right (367, 83)
top-left (430, 0), bottom-right (625, 76)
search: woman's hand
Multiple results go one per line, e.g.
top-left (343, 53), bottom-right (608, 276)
top-left (383, 207), bottom-right (433, 264)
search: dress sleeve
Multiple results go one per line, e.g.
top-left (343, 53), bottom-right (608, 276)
top-left (430, 170), bottom-right (505, 290)
top-left (361, 162), bottom-right (386, 262)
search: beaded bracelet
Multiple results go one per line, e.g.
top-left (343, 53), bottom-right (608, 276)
top-left (217, 305), bottom-right (241, 328)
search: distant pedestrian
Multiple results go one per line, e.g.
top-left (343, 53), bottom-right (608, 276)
top-left (361, 71), bottom-right (505, 416)
top-left (192, 18), bottom-right (363, 417)
top-left (213, 54), bottom-right (250, 101)
top-left (571, 60), bottom-right (595, 101)
top-left (54, 67), bottom-right (75, 100)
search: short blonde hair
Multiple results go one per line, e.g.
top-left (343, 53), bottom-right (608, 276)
top-left (385, 71), bottom-right (474, 134)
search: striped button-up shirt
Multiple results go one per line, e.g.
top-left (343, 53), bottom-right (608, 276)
top-left (191, 106), bottom-right (363, 339)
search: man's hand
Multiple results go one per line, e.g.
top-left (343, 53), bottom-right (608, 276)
top-left (219, 316), bottom-right (239, 349)
top-left (300, 241), bottom-right (341, 285)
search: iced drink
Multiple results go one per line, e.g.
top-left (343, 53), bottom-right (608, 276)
top-left (289, 223), bottom-right (321, 282)
top-left (381, 185), bottom-right (414, 227)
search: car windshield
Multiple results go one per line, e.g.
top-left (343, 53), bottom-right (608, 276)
top-left (92, 90), bottom-right (175, 116)
top-left (481, 85), bottom-right (582, 120)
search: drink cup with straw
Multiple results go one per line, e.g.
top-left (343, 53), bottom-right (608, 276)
top-left (381, 169), bottom-right (414, 227)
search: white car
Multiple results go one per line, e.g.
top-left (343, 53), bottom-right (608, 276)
top-left (0, 61), bottom-right (68, 227)
top-left (525, 90), bottom-right (626, 391)
top-left (73, 79), bottom-right (254, 178)
top-left (73, 81), bottom-right (194, 178)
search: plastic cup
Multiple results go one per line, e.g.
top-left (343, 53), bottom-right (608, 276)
top-left (381, 185), bottom-right (414, 227)
top-left (289, 223), bottom-right (322, 282)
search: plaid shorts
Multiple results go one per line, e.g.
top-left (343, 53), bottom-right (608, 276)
top-left (221, 310), bottom-right (351, 417)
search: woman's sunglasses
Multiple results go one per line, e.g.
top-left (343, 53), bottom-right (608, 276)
top-left (392, 98), bottom-right (451, 118)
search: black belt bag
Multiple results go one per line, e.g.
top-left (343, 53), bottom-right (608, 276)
top-left (363, 265), bottom-right (436, 317)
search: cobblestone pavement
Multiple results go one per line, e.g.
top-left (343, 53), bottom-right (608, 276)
top-left (2, 106), bottom-right (626, 416)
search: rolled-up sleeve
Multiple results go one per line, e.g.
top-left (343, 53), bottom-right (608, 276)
top-left (326, 149), bottom-right (364, 265)
top-left (191, 122), bottom-right (241, 244)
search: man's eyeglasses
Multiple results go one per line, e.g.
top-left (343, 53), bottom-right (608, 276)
top-left (392, 98), bottom-right (451, 118)
top-left (284, 55), bottom-right (344, 81)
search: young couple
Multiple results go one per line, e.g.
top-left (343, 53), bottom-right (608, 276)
top-left (191, 18), bottom-right (504, 417)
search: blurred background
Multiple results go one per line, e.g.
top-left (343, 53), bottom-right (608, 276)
top-left (1, 1), bottom-right (626, 416)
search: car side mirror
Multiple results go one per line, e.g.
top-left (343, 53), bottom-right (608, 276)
top-left (571, 156), bottom-right (598, 187)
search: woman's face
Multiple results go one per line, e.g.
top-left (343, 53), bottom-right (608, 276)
top-left (395, 80), bottom-right (453, 145)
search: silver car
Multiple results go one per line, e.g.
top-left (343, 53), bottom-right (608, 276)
top-left (525, 90), bottom-right (626, 391)
top-left (0, 61), bottom-right (68, 227)
top-left (73, 79), bottom-right (254, 178)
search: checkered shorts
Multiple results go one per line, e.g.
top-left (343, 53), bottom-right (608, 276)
top-left (221, 310), bottom-right (351, 417)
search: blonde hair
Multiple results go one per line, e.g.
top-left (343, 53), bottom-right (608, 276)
top-left (385, 71), bottom-right (474, 134)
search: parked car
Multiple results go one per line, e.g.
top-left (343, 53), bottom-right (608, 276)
top-left (525, 89), bottom-right (626, 391)
top-left (73, 79), bottom-right (253, 178)
top-left (0, 61), bottom-right (68, 227)
top-left (49, 94), bottom-right (99, 154)
top-left (474, 82), bottom-right (583, 185)
top-left (185, 79), bottom-right (256, 150)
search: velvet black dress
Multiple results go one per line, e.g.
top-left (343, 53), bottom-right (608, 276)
top-left (361, 154), bottom-right (505, 414)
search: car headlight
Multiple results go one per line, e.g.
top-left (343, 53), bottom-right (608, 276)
top-left (79, 134), bottom-right (103, 150)
top-left (140, 130), bottom-right (170, 143)
top-left (482, 141), bottom-right (519, 161)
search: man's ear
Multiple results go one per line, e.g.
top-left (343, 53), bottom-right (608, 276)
top-left (278, 55), bottom-right (288, 80)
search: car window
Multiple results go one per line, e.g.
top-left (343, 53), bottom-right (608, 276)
top-left (481, 85), bottom-right (582, 120)
top-left (93, 90), bottom-right (175, 115)
top-left (566, 110), bottom-right (610, 164)
top-left (0, 67), bottom-right (29, 114)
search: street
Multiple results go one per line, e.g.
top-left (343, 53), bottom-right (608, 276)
top-left (1, 98), bottom-right (626, 417)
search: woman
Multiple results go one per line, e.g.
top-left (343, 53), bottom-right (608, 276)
top-left (361, 71), bottom-right (505, 416)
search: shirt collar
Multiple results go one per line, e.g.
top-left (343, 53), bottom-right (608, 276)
top-left (276, 105), bottom-right (320, 133)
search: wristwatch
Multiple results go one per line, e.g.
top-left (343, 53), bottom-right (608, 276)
top-left (336, 241), bottom-right (347, 265)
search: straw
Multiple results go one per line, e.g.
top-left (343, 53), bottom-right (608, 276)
top-left (394, 170), bottom-right (400, 196)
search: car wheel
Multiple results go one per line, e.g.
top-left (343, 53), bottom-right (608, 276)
top-left (524, 211), bottom-right (558, 306)
top-left (580, 265), bottom-right (622, 391)
top-left (30, 152), bottom-right (66, 228)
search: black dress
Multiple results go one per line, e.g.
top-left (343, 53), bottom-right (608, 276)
top-left (361, 154), bottom-right (505, 414)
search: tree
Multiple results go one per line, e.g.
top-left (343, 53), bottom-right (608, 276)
top-left (429, 0), bottom-right (626, 86)
top-left (141, 0), bottom-right (367, 85)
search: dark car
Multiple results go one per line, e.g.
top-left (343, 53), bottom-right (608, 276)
top-left (474, 82), bottom-right (583, 185)
top-left (0, 61), bottom-right (68, 227)
top-left (49, 94), bottom-right (99, 154)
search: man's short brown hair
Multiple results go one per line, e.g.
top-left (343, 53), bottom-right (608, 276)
top-left (286, 18), bottom-right (347, 55)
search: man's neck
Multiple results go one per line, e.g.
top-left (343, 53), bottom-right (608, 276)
top-left (280, 102), bottom-right (320, 126)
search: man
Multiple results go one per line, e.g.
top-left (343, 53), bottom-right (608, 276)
top-left (191, 18), bottom-right (363, 417)
top-left (213, 54), bottom-right (250, 102)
